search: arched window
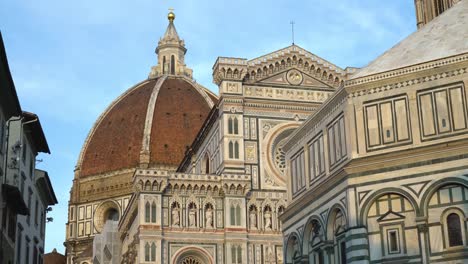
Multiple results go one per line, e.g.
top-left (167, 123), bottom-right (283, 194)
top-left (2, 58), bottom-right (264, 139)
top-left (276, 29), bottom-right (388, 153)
top-left (231, 245), bottom-right (242, 264)
top-left (228, 116), bottom-right (239, 135)
top-left (203, 153), bottom-right (210, 174)
top-left (163, 56), bottom-right (166, 74)
top-left (228, 117), bottom-right (233, 134)
top-left (230, 203), bottom-right (241, 226)
top-left (145, 202), bottom-right (150, 222)
top-left (236, 205), bottom-right (241, 226)
top-left (230, 205), bottom-right (236, 225)
top-left (151, 201), bottom-right (157, 223)
top-left (234, 141), bottom-right (239, 159)
top-left (229, 141), bottom-right (234, 159)
top-left (151, 242), bottom-right (156, 261)
top-left (447, 213), bottom-right (463, 247)
top-left (171, 55), bottom-right (175, 75)
top-left (233, 117), bottom-right (238, 134)
top-left (145, 242), bottom-right (150, 261)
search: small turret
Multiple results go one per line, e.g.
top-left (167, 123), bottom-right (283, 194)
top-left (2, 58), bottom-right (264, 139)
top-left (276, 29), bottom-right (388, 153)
top-left (149, 9), bottom-right (193, 78)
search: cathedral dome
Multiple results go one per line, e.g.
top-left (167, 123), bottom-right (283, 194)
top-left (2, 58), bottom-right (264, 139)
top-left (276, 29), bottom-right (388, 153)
top-left (77, 76), bottom-right (217, 178)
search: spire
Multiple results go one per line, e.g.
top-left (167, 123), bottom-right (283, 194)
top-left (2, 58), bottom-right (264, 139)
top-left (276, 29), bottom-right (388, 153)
top-left (162, 9), bottom-right (180, 42)
top-left (149, 9), bottom-right (193, 79)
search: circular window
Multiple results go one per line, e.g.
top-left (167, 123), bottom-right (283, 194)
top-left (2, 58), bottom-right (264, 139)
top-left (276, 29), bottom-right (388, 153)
top-left (93, 201), bottom-right (120, 233)
top-left (105, 208), bottom-right (119, 221)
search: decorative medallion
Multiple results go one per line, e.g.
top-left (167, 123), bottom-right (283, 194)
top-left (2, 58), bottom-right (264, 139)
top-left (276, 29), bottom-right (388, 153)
top-left (286, 69), bottom-right (303, 85)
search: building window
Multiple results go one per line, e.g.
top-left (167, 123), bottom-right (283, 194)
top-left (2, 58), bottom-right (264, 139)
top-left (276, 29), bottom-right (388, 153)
top-left (22, 141), bottom-right (27, 163)
top-left (151, 202), bottom-right (157, 223)
top-left (21, 173), bottom-right (26, 196)
top-left (27, 189), bottom-right (32, 225)
top-left (387, 229), bottom-right (400, 254)
top-left (170, 55), bottom-right (175, 75)
top-left (230, 203), bottom-right (241, 226)
top-left (291, 150), bottom-right (305, 194)
top-left (228, 141), bottom-right (240, 159)
top-left (30, 154), bottom-right (34, 177)
top-left (163, 56), bottom-right (166, 74)
top-left (203, 153), bottom-right (210, 174)
top-left (34, 200), bottom-right (39, 226)
top-left (145, 242), bottom-right (150, 261)
top-left (144, 242), bottom-right (156, 262)
top-left (16, 224), bottom-right (23, 263)
top-left (7, 208), bottom-right (16, 240)
top-left (418, 84), bottom-right (468, 139)
top-left (328, 115), bottom-right (346, 167)
top-left (308, 135), bottom-right (325, 181)
top-left (228, 117), bottom-right (239, 135)
top-left (33, 246), bottom-right (38, 264)
top-left (40, 211), bottom-right (45, 236)
top-left (231, 245), bottom-right (242, 264)
top-left (151, 242), bottom-right (156, 261)
top-left (145, 202), bottom-right (151, 222)
top-left (447, 213), bottom-right (463, 247)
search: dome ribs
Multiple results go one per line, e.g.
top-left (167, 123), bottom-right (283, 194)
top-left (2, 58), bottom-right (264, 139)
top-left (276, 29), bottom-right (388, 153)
top-left (79, 77), bottom-right (215, 178)
top-left (149, 78), bottom-right (211, 167)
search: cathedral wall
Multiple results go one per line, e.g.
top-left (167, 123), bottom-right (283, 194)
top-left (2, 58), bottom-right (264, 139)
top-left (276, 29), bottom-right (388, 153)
top-left (282, 57), bottom-right (468, 263)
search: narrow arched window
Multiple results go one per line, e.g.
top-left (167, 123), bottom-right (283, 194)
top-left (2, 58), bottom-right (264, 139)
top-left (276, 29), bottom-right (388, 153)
top-left (234, 141), bottom-right (239, 159)
top-left (229, 141), bottom-right (234, 159)
top-left (233, 117), bottom-right (238, 134)
top-left (237, 246), bottom-right (242, 264)
top-left (235, 205), bottom-right (241, 225)
top-left (230, 205), bottom-right (236, 225)
top-left (205, 157), bottom-right (210, 174)
top-left (151, 201), bottom-right (157, 223)
top-left (145, 242), bottom-right (150, 261)
top-left (151, 242), bottom-right (156, 261)
top-left (231, 245), bottom-right (237, 264)
top-left (171, 55), bottom-right (175, 75)
top-left (145, 202), bottom-right (150, 222)
top-left (228, 117), bottom-right (233, 134)
top-left (447, 213), bottom-right (463, 247)
top-left (163, 56), bottom-right (166, 74)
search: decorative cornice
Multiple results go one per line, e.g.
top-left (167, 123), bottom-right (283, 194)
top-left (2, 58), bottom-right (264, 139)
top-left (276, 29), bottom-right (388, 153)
top-left (348, 66), bottom-right (467, 98)
top-left (244, 102), bottom-right (318, 112)
top-left (347, 52), bottom-right (468, 87)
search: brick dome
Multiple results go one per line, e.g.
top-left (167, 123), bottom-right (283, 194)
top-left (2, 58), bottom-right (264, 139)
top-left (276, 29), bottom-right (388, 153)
top-left (77, 76), bottom-right (217, 178)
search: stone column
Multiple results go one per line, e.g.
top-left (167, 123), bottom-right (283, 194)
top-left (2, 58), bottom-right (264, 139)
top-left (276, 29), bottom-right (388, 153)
top-left (417, 223), bottom-right (429, 263)
top-left (321, 242), bottom-right (334, 264)
top-left (345, 227), bottom-right (370, 264)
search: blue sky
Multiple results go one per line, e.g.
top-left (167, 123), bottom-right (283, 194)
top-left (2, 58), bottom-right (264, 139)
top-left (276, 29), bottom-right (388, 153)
top-left (0, 0), bottom-right (416, 254)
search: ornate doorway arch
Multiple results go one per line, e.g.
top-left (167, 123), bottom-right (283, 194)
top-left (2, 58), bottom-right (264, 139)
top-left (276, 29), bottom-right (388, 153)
top-left (172, 246), bottom-right (213, 264)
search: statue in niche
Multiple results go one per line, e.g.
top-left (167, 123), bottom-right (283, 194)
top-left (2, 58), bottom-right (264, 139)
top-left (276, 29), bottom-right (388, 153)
top-left (249, 208), bottom-right (257, 229)
top-left (205, 207), bottom-right (213, 228)
top-left (264, 208), bottom-right (272, 230)
top-left (189, 207), bottom-right (197, 227)
top-left (172, 205), bottom-right (180, 226)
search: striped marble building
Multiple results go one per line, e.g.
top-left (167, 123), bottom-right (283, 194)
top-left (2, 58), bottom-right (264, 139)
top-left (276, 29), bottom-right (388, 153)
top-left (281, 1), bottom-right (468, 263)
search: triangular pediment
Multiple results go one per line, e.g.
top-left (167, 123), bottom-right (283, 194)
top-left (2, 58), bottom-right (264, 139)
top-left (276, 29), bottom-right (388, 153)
top-left (257, 68), bottom-right (333, 88)
top-left (377, 211), bottom-right (405, 222)
top-left (244, 44), bottom-right (347, 89)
